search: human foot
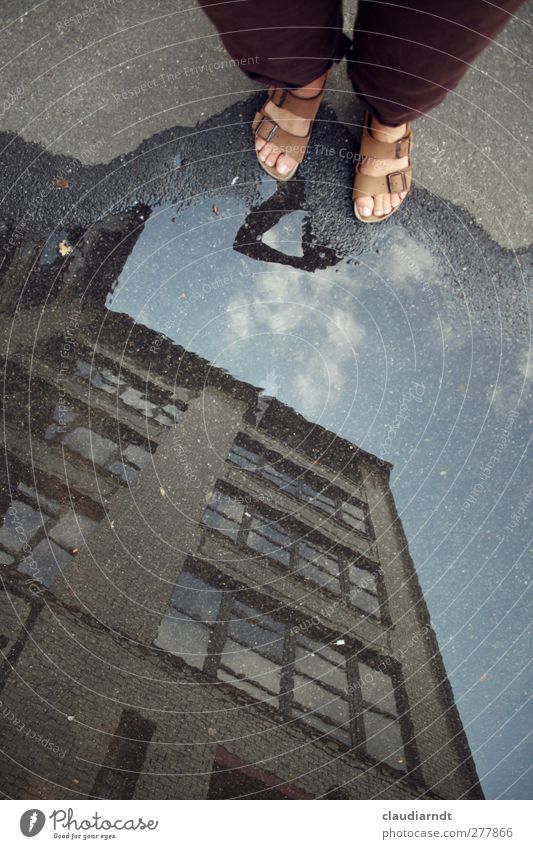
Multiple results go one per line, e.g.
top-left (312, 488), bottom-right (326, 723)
top-left (253, 73), bottom-right (327, 178)
top-left (353, 115), bottom-right (412, 220)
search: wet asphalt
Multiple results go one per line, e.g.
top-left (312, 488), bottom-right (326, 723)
top-left (0, 0), bottom-right (532, 802)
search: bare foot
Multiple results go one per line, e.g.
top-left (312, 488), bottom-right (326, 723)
top-left (355, 117), bottom-right (409, 218)
top-left (255, 73), bottom-right (327, 177)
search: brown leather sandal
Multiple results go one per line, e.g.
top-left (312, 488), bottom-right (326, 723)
top-left (352, 112), bottom-right (413, 223)
top-left (252, 75), bottom-right (328, 181)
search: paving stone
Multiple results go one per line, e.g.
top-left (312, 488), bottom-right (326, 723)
top-left (17, 484), bottom-right (62, 517)
top-left (91, 372), bottom-right (117, 393)
top-left (119, 387), bottom-right (158, 417)
top-left (74, 359), bottom-right (92, 380)
top-left (0, 551), bottom-right (15, 565)
top-left (154, 413), bottom-right (175, 427)
top-left (0, 501), bottom-right (47, 553)
top-left (123, 443), bottom-right (152, 470)
top-left (18, 539), bottom-right (72, 587)
top-left (162, 404), bottom-right (184, 423)
top-left (52, 405), bottom-right (79, 425)
top-left (45, 424), bottom-right (58, 441)
top-left (62, 427), bottom-right (117, 465)
top-left (49, 510), bottom-right (98, 550)
top-left (100, 368), bottom-right (126, 386)
top-left (107, 461), bottom-right (138, 484)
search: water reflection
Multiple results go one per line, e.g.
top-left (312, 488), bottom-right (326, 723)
top-left (0, 179), bottom-right (530, 800)
top-left (106, 194), bottom-right (532, 799)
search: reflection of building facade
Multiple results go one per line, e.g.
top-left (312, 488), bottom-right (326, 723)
top-left (0, 211), bottom-right (482, 800)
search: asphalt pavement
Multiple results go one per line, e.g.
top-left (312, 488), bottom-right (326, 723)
top-left (0, 0), bottom-right (532, 804)
top-left (0, 0), bottom-right (532, 246)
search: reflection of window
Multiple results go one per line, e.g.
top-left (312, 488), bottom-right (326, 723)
top-left (298, 542), bottom-right (341, 595)
top-left (359, 660), bottom-right (406, 771)
top-left (208, 747), bottom-right (313, 799)
top-left (247, 515), bottom-right (293, 566)
top-left (155, 563), bottom-right (410, 772)
top-left (202, 485), bottom-right (382, 618)
top-left (219, 602), bottom-right (285, 702)
top-left (293, 634), bottom-right (351, 746)
top-left (228, 436), bottom-right (370, 536)
top-left (90, 709), bottom-right (156, 799)
top-left (155, 570), bottom-right (223, 670)
top-left (346, 563), bottom-right (380, 615)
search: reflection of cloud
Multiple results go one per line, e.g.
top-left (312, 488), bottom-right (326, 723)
top-left (372, 232), bottom-right (436, 292)
top-left (226, 305), bottom-right (255, 338)
top-left (249, 273), bottom-right (286, 301)
top-left (260, 211), bottom-right (306, 258)
top-left (227, 271), bottom-right (366, 349)
top-left (430, 315), bottom-right (468, 354)
top-left (264, 304), bottom-right (307, 334)
top-left (223, 272), bottom-right (366, 419)
top-left (329, 308), bottom-right (366, 349)
top-left (255, 369), bottom-right (280, 424)
top-left (518, 346), bottom-right (532, 383)
top-left (492, 345), bottom-right (532, 417)
top-left (260, 369), bottom-right (279, 396)
top-left (294, 371), bottom-right (319, 408)
top-left (326, 232), bottom-right (438, 305)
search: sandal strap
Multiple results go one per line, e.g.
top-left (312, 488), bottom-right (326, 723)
top-left (352, 165), bottom-right (412, 200)
top-left (360, 112), bottom-right (412, 160)
top-left (252, 75), bottom-right (327, 166)
top-left (268, 79), bottom-right (326, 121)
top-left (252, 110), bottom-right (310, 164)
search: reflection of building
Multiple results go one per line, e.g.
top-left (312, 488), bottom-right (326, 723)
top-left (0, 211), bottom-right (483, 800)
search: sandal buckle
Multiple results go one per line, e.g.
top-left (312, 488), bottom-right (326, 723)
top-left (387, 171), bottom-right (408, 193)
top-left (256, 116), bottom-right (278, 142)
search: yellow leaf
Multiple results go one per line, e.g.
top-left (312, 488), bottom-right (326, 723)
top-left (58, 239), bottom-right (73, 257)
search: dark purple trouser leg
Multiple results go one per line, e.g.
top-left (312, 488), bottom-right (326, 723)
top-left (196, 0), bottom-right (345, 88)
top-left (197, 0), bottom-right (525, 123)
top-left (348, 0), bottom-right (525, 125)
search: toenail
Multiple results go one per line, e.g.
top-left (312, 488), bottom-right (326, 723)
top-left (278, 163), bottom-right (289, 174)
top-left (362, 207), bottom-right (371, 216)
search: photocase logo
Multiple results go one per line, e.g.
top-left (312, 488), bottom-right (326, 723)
top-left (20, 809), bottom-right (46, 837)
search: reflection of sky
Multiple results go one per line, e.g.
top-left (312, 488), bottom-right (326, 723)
top-left (107, 196), bottom-right (532, 799)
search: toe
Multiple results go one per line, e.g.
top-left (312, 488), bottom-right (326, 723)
top-left (390, 192), bottom-right (401, 209)
top-left (276, 153), bottom-right (295, 176)
top-left (355, 197), bottom-right (374, 219)
top-left (258, 142), bottom-right (273, 163)
top-left (373, 194), bottom-right (384, 217)
top-left (265, 146), bottom-right (280, 168)
top-left (399, 190), bottom-right (408, 201)
top-left (255, 135), bottom-right (266, 153)
top-left (382, 194), bottom-right (392, 216)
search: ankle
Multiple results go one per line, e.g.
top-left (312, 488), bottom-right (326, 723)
top-left (370, 115), bottom-right (406, 144)
top-left (295, 72), bottom-right (327, 98)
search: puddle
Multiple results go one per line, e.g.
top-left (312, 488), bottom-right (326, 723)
top-left (84, 198), bottom-right (533, 794)
top-left (0, 104), bottom-right (531, 799)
